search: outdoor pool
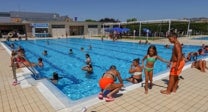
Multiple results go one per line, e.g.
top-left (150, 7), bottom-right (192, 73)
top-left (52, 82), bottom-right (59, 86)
top-left (4, 38), bottom-right (203, 101)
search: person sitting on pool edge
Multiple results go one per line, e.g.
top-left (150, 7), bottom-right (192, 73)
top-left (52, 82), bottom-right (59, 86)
top-left (126, 58), bottom-right (143, 84)
top-left (16, 51), bottom-right (36, 68)
top-left (185, 52), bottom-right (198, 62)
top-left (191, 60), bottom-right (208, 72)
top-left (82, 63), bottom-right (93, 73)
top-left (98, 65), bottom-right (123, 102)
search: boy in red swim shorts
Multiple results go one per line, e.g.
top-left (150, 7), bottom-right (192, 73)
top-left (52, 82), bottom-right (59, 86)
top-left (170, 60), bottom-right (185, 76)
top-left (161, 32), bottom-right (185, 94)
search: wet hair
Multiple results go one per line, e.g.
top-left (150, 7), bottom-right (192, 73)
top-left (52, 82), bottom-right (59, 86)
top-left (11, 50), bottom-right (16, 56)
top-left (38, 57), bottom-right (42, 62)
top-left (198, 49), bottom-right (203, 55)
top-left (167, 32), bottom-right (178, 38)
top-left (53, 72), bottom-right (59, 80)
top-left (89, 64), bottom-right (92, 68)
top-left (69, 49), bottom-right (72, 51)
top-left (147, 45), bottom-right (157, 55)
top-left (109, 65), bottom-right (116, 70)
top-left (133, 58), bottom-right (140, 64)
top-left (86, 53), bottom-right (90, 57)
top-left (43, 50), bottom-right (47, 54)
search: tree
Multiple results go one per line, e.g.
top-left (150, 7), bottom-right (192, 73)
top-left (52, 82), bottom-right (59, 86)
top-left (126, 18), bottom-right (137, 22)
top-left (85, 19), bottom-right (97, 22)
top-left (99, 18), bottom-right (120, 22)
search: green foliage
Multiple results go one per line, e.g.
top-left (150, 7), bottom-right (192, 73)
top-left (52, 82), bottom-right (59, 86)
top-left (121, 22), bottom-right (208, 36)
top-left (99, 18), bottom-right (120, 22)
top-left (190, 22), bottom-right (208, 35)
top-left (85, 19), bottom-right (97, 22)
top-left (126, 18), bottom-right (137, 22)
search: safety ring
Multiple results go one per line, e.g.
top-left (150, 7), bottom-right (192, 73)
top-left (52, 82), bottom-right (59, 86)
top-left (8, 32), bottom-right (13, 37)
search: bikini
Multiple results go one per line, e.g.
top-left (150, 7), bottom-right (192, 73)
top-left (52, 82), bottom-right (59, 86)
top-left (133, 72), bottom-right (142, 76)
top-left (131, 72), bottom-right (142, 83)
top-left (145, 55), bottom-right (156, 72)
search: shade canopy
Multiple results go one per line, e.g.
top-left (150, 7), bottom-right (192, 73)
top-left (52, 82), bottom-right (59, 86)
top-left (105, 27), bottom-right (130, 33)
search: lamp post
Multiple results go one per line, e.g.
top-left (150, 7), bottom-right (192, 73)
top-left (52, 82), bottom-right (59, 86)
top-left (133, 30), bottom-right (136, 39)
top-left (146, 29), bottom-right (150, 41)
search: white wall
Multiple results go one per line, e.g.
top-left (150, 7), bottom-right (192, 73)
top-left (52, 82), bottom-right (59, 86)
top-left (52, 28), bottom-right (66, 37)
top-left (87, 28), bottom-right (98, 36)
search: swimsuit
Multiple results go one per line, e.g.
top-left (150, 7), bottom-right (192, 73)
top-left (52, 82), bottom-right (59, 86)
top-left (102, 73), bottom-right (117, 81)
top-left (99, 73), bottom-right (116, 89)
top-left (144, 66), bottom-right (154, 72)
top-left (130, 76), bottom-right (143, 83)
top-left (133, 72), bottom-right (142, 76)
top-left (99, 78), bottom-right (114, 89)
top-left (129, 72), bottom-right (142, 83)
top-left (145, 55), bottom-right (156, 72)
top-left (103, 90), bottom-right (111, 97)
top-left (146, 56), bottom-right (156, 63)
top-left (170, 60), bottom-right (185, 76)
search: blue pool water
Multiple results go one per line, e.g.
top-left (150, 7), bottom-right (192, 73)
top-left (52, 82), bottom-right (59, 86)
top-left (192, 37), bottom-right (208, 40)
top-left (4, 38), bottom-right (204, 100)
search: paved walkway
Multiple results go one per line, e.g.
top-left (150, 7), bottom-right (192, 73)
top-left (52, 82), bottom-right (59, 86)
top-left (0, 37), bottom-right (208, 112)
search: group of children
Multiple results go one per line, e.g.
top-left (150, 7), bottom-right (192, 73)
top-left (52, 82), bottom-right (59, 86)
top-left (98, 44), bottom-right (171, 102)
top-left (97, 32), bottom-right (208, 102)
top-left (126, 45), bottom-right (170, 94)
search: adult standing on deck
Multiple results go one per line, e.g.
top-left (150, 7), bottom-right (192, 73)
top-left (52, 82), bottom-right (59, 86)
top-left (160, 32), bottom-right (185, 94)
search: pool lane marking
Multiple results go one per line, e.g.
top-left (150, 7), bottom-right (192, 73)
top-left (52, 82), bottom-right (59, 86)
top-left (12, 42), bottom-right (82, 84)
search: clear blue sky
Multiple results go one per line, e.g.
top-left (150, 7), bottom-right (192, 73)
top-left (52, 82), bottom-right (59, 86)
top-left (1, 0), bottom-right (207, 21)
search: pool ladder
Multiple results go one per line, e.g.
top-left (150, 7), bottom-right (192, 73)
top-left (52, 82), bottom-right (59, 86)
top-left (21, 57), bottom-right (40, 79)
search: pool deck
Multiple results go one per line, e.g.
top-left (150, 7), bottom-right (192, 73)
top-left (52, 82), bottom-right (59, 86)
top-left (0, 36), bottom-right (208, 112)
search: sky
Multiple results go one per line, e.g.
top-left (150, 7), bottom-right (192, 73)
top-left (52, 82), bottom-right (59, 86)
top-left (0, 0), bottom-right (208, 21)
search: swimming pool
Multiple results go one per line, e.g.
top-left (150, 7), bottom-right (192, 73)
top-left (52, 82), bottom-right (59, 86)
top-left (4, 38), bottom-right (203, 100)
top-left (192, 37), bottom-right (208, 40)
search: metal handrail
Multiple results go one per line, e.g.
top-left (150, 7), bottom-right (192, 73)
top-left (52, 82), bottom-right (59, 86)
top-left (21, 56), bottom-right (39, 79)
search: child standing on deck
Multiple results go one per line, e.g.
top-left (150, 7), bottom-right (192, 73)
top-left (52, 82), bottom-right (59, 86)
top-left (10, 51), bottom-right (20, 86)
top-left (142, 45), bottom-right (170, 94)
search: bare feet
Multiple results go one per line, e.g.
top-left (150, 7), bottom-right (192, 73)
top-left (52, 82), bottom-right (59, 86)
top-left (145, 91), bottom-right (148, 94)
top-left (172, 86), bottom-right (179, 93)
top-left (201, 70), bottom-right (205, 72)
top-left (160, 90), bottom-right (170, 95)
top-left (149, 83), bottom-right (153, 89)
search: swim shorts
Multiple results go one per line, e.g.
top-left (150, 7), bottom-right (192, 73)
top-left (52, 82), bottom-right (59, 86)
top-left (99, 78), bottom-right (114, 89)
top-left (170, 60), bottom-right (185, 76)
top-left (103, 90), bottom-right (111, 97)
